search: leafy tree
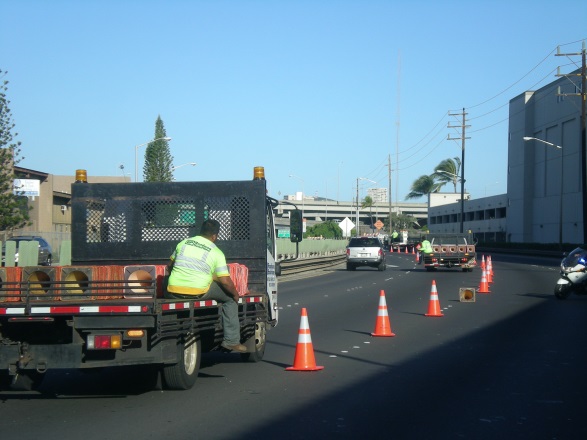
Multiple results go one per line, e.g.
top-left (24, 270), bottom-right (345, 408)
top-left (385, 212), bottom-right (419, 230)
top-left (305, 221), bottom-right (343, 239)
top-left (432, 156), bottom-right (461, 192)
top-left (405, 175), bottom-right (441, 200)
top-left (0, 70), bottom-right (30, 231)
top-left (144, 115), bottom-right (174, 182)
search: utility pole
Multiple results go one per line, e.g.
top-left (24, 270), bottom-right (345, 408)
top-left (556, 41), bottom-right (587, 242)
top-left (356, 177), bottom-right (359, 237)
top-left (395, 50), bottom-right (401, 208)
top-left (388, 154), bottom-right (393, 235)
top-left (448, 108), bottom-right (470, 233)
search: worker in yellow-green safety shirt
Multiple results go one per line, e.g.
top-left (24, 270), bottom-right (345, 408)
top-left (419, 236), bottom-right (433, 264)
top-left (166, 219), bottom-right (246, 353)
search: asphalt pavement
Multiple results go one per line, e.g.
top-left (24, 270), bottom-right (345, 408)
top-left (1, 251), bottom-right (585, 440)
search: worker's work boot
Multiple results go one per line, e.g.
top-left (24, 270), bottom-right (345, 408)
top-left (221, 342), bottom-right (247, 353)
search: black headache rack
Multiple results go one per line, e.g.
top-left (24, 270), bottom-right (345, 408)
top-left (71, 179), bottom-right (270, 296)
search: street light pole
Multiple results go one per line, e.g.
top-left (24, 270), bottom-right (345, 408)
top-left (172, 162), bottom-right (197, 171)
top-left (523, 136), bottom-right (563, 248)
top-left (134, 136), bottom-right (172, 182)
top-left (171, 162), bottom-right (197, 181)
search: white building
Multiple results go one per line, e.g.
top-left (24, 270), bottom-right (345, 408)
top-left (428, 193), bottom-right (507, 242)
top-left (507, 68), bottom-right (584, 244)
top-left (428, 66), bottom-right (585, 245)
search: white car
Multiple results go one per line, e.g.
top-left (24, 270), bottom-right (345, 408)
top-left (346, 237), bottom-right (386, 271)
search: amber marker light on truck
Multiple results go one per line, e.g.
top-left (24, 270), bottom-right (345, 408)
top-left (253, 166), bottom-right (265, 180)
top-left (125, 329), bottom-right (145, 339)
top-left (75, 169), bottom-right (88, 183)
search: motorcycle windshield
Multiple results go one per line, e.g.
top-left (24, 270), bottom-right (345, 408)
top-left (562, 247), bottom-right (587, 268)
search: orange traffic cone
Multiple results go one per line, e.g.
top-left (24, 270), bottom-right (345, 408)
top-left (415, 251), bottom-right (420, 263)
top-left (371, 290), bottom-right (396, 337)
top-left (404, 246), bottom-right (408, 254)
top-left (425, 280), bottom-right (444, 317)
top-left (390, 246), bottom-right (394, 253)
top-left (486, 259), bottom-right (493, 283)
top-left (478, 267), bottom-right (491, 293)
top-left (411, 246), bottom-right (415, 255)
top-left (286, 308), bottom-right (324, 371)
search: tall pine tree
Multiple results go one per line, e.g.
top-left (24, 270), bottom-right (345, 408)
top-left (143, 115), bottom-right (173, 182)
top-left (0, 70), bottom-right (30, 231)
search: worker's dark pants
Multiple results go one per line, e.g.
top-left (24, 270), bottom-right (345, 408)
top-left (165, 283), bottom-right (241, 345)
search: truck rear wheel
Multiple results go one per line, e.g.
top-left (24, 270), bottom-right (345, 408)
top-left (241, 321), bottom-right (266, 362)
top-left (163, 333), bottom-right (200, 390)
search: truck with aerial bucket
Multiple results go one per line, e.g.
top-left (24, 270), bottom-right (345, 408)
top-left (0, 166), bottom-right (303, 391)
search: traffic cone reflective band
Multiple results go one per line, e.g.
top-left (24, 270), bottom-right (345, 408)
top-left (425, 280), bottom-right (444, 317)
top-left (286, 308), bottom-right (324, 371)
top-left (371, 290), bottom-right (396, 337)
top-left (486, 261), bottom-right (493, 283)
top-left (478, 267), bottom-right (491, 293)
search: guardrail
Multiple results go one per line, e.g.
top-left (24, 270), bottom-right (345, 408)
top-left (277, 238), bottom-right (347, 260)
top-left (280, 254), bottom-right (346, 277)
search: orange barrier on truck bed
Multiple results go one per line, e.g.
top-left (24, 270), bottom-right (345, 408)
top-left (0, 267), bottom-right (22, 302)
top-left (228, 263), bottom-right (249, 296)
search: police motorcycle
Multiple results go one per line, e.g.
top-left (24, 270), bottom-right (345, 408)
top-left (555, 246), bottom-right (587, 299)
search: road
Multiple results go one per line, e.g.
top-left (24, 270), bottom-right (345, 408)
top-left (1, 251), bottom-right (586, 440)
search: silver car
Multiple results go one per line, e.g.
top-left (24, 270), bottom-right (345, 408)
top-left (346, 237), bottom-right (387, 271)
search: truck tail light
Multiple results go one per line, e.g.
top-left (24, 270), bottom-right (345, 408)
top-left (87, 334), bottom-right (122, 350)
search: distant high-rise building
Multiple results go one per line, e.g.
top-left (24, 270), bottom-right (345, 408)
top-left (367, 188), bottom-right (387, 203)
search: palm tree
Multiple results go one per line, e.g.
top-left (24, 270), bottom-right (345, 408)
top-left (361, 195), bottom-right (374, 231)
top-left (405, 175), bottom-right (441, 200)
top-left (433, 157), bottom-right (461, 192)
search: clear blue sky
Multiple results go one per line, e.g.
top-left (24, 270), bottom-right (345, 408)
top-left (2, 0), bottom-right (586, 203)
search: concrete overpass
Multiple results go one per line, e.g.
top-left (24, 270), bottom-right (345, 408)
top-left (274, 198), bottom-right (428, 229)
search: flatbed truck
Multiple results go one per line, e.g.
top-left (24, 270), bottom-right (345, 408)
top-left (0, 167), bottom-right (302, 391)
top-left (421, 233), bottom-right (477, 272)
